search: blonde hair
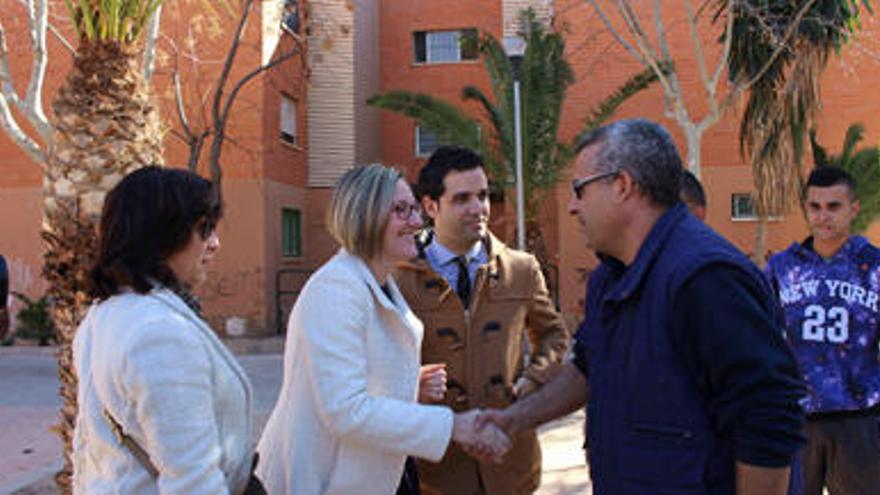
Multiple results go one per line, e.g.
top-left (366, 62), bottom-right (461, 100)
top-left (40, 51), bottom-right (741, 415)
top-left (327, 164), bottom-right (403, 261)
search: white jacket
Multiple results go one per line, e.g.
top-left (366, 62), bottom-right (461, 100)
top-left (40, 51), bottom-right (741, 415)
top-left (256, 250), bottom-right (454, 495)
top-left (72, 287), bottom-right (254, 495)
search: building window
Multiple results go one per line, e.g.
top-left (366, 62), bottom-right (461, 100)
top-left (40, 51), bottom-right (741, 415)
top-left (281, 208), bottom-right (302, 257)
top-left (415, 126), bottom-right (443, 157)
top-left (282, 0), bottom-right (300, 34)
top-left (731, 193), bottom-right (757, 220)
top-left (280, 95), bottom-right (298, 145)
top-left (413, 29), bottom-right (478, 64)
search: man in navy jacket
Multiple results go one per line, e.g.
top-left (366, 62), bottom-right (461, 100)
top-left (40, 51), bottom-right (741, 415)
top-left (479, 119), bottom-right (805, 495)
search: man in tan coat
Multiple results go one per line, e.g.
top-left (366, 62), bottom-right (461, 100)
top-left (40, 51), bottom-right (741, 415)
top-left (396, 146), bottom-right (569, 494)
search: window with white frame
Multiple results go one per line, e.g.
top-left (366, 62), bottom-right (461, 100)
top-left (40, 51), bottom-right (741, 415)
top-left (280, 95), bottom-right (298, 145)
top-left (415, 126), bottom-right (443, 157)
top-left (731, 193), bottom-right (757, 220)
top-left (413, 29), bottom-right (478, 64)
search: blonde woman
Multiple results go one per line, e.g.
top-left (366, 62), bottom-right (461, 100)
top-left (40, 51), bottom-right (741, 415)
top-left (256, 164), bottom-right (509, 494)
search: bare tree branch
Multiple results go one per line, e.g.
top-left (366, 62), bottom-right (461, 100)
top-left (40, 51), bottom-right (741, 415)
top-left (651, 0), bottom-right (684, 119)
top-left (23, 0), bottom-right (51, 139)
top-left (0, 1), bottom-right (50, 163)
top-left (173, 71), bottom-right (193, 138)
top-left (14, 0), bottom-right (75, 54)
top-left (710, 0), bottom-right (735, 92)
top-left (580, 0), bottom-right (825, 173)
top-left (684, 0), bottom-right (713, 101)
top-left (0, 21), bottom-right (24, 109)
top-left (142, 4), bottom-right (162, 86)
top-left (165, 0), bottom-right (308, 184)
top-left (584, 0), bottom-right (645, 62)
top-left (0, 95), bottom-right (44, 163)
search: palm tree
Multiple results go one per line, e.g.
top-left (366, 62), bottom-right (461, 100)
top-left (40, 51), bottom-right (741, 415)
top-left (810, 124), bottom-right (880, 233)
top-left (721, 0), bottom-right (868, 261)
top-left (47, 1), bottom-right (165, 490)
top-left (369, 9), bottom-right (662, 259)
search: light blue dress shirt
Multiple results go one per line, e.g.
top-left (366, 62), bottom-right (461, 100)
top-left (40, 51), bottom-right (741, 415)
top-left (424, 238), bottom-right (488, 292)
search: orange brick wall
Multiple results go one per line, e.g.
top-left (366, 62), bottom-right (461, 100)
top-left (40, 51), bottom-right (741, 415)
top-left (379, 0), bottom-right (503, 178)
top-left (0, 1), bottom-right (310, 335)
top-left (550, 0), bottom-right (880, 315)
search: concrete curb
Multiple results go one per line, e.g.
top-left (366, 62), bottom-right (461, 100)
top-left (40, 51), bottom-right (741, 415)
top-left (0, 336), bottom-right (285, 358)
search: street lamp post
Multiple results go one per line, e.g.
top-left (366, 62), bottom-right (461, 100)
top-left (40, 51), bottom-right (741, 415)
top-left (503, 35), bottom-right (526, 252)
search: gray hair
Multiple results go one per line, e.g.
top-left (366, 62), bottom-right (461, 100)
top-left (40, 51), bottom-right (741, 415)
top-left (327, 164), bottom-right (403, 261)
top-left (576, 119), bottom-right (683, 207)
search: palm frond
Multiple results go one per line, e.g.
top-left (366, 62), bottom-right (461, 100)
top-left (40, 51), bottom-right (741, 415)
top-left (368, 7), bottom-right (658, 222)
top-left (840, 122), bottom-right (865, 164)
top-left (367, 91), bottom-right (481, 151)
top-left (722, 0), bottom-right (869, 217)
top-left (809, 129), bottom-right (829, 168)
top-left (66, 0), bottom-right (166, 44)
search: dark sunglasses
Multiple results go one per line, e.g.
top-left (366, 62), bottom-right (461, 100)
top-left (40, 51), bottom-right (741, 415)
top-left (390, 201), bottom-right (423, 221)
top-left (196, 218), bottom-right (217, 240)
top-left (571, 171), bottom-right (619, 200)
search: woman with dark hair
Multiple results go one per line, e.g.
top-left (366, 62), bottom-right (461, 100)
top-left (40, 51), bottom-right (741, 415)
top-left (72, 166), bottom-right (259, 494)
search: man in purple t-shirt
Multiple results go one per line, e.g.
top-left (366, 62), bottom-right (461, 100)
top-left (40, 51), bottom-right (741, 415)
top-left (765, 167), bottom-right (880, 495)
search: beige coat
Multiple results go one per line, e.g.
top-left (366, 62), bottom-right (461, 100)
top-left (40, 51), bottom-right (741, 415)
top-left (256, 250), bottom-right (454, 495)
top-left (396, 234), bottom-right (569, 494)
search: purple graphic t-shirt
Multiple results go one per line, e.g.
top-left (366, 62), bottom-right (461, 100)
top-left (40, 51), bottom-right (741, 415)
top-left (765, 236), bottom-right (880, 414)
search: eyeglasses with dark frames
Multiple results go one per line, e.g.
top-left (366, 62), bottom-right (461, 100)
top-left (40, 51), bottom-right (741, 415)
top-left (390, 201), bottom-right (423, 221)
top-left (571, 171), bottom-right (619, 200)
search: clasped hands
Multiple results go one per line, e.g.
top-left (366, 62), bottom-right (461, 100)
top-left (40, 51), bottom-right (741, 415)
top-left (419, 364), bottom-right (517, 464)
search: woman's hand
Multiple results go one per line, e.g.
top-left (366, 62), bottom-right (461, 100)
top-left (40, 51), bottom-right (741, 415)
top-left (418, 363), bottom-right (447, 403)
top-left (451, 410), bottom-right (511, 464)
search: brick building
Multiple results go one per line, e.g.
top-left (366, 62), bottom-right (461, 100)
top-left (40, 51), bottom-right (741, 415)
top-left (2, 0), bottom-right (879, 334)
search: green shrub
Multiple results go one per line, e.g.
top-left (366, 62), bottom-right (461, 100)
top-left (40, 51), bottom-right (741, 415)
top-left (12, 292), bottom-right (56, 346)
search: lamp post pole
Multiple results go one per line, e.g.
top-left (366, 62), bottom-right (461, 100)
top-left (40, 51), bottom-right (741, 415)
top-left (504, 36), bottom-right (527, 252)
top-left (513, 78), bottom-right (525, 251)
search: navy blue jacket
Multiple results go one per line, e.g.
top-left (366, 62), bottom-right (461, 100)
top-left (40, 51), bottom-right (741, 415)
top-left (574, 204), bottom-right (804, 494)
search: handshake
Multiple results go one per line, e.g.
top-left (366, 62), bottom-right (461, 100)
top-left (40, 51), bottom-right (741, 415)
top-left (451, 409), bottom-right (513, 464)
top-left (420, 363), bottom-right (523, 464)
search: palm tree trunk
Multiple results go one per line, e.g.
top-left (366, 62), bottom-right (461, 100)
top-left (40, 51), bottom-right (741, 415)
top-left (751, 215), bottom-right (768, 267)
top-left (46, 40), bottom-right (164, 493)
top-left (525, 220), bottom-right (559, 309)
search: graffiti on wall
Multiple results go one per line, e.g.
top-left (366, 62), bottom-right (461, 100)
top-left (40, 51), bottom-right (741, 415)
top-left (199, 266), bottom-right (268, 335)
top-left (201, 266), bottom-right (265, 305)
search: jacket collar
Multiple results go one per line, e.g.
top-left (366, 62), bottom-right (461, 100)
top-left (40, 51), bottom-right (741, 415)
top-left (601, 203), bottom-right (687, 302)
top-left (401, 230), bottom-right (506, 277)
top-left (794, 235), bottom-right (869, 262)
top-left (336, 249), bottom-right (408, 313)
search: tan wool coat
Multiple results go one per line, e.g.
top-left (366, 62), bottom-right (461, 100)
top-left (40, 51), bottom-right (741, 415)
top-left (396, 233), bottom-right (570, 494)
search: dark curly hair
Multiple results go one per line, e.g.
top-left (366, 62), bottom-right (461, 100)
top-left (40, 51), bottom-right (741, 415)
top-left (416, 146), bottom-right (485, 201)
top-left (89, 166), bottom-right (222, 300)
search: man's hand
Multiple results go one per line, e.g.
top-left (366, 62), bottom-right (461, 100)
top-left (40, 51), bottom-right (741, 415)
top-left (475, 408), bottom-right (518, 437)
top-left (418, 363), bottom-right (447, 403)
top-left (452, 410), bottom-right (511, 464)
top-left (512, 376), bottom-right (538, 399)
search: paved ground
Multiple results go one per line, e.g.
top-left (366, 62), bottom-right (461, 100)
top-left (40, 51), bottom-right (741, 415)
top-left (0, 346), bottom-right (589, 494)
